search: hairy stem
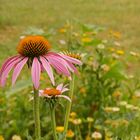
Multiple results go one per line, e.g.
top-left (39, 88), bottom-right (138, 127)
top-left (64, 74), bottom-right (75, 139)
top-left (50, 103), bottom-right (57, 140)
top-left (33, 87), bottom-right (41, 140)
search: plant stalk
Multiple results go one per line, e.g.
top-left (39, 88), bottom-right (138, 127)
top-left (64, 74), bottom-right (75, 139)
top-left (50, 103), bottom-right (57, 140)
top-left (33, 87), bottom-right (41, 140)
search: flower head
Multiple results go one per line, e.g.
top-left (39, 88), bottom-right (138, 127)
top-left (39, 83), bottom-right (71, 102)
top-left (56, 126), bottom-right (64, 133)
top-left (91, 131), bottom-right (102, 139)
top-left (0, 36), bottom-right (82, 89)
top-left (66, 130), bottom-right (75, 138)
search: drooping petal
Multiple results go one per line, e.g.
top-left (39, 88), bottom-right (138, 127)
top-left (58, 53), bottom-right (82, 65)
top-left (46, 55), bottom-right (70, 76)
top-left (48, 53), bottom-right (75, 73)
top-left (61, 87), bottom-right (69, 93)
top-left (66, 61), bottom-right (78, 74)
top-left (0, 55), bottom-right (20, 78)
top-left (0, 57), bottom-right (22, 87)
top-left (31, 57), bottom-right (41, 89)
top-left (12, 57), bottom-right (28, 86)
top-left (40, 56), bottom-right (55, 85)
top-left (57, 95), bottom-right (71, 102)
top-left (56, 83), bottom-right (64, 91)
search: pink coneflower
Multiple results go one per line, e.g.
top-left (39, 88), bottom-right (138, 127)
top-left (0, 36), bottom-right (82, 89)
top-left (39, 83), bottom-right (71, 102)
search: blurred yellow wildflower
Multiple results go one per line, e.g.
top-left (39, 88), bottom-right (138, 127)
top-left (134, 91), bottom-right (140, 99)
top-left (109, 30), bottom-right (121, 39)
top-left (12, 135), bottom-right (21, 140)
top-left (86, 135), bottom-right (92, 140)
top-left (0, 135), bottom-right (4, 140)
top-left (112, 91), bottom-right (121, 99)
top-left (92, 131), bottom-right (102, 140)
top-left (67, 130), bottom-right (75, 138)
top-left (87, 117), bottom-right (94, 123)
top-left (70, 112), bottom-right (77, 118)
top-left (118, 101), bottom-right (128, 106)
top-left (59, 28), bottom-right (67, 33)
top-left (101, 64), bottom-right (110, 72)
top-left (108, 47), bottom-right (115, 52)
top-left (56, 126), bottom-right (64, 133)
top-left (116, 50), bottom-right (124, 55)
top-left (81, 37), bottom-right (92, 43)
top-left (80, 87), bottom-right (86, 94)
top-left (104, 107), bottom-right (120, 113)
top-left (135, 136), bottom-right (140, 140)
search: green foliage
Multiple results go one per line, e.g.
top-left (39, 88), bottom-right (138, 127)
top-left (0, 22), bottom-right (140, 140)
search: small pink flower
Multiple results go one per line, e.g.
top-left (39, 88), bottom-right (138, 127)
top-left (39, 83), bottom-right (71, 102)
top-left (0, 36), bottom-right (82, 89)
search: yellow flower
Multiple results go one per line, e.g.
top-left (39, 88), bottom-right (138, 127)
top-left (56, 126), bottom-right (64, 133)
top-left (70, 112), bottom-right (77, 118)
top-left (87, 117), bottom-right (94, 123)
top-left (67, 130), bottom-right (75, 138)
top-left (86, 135), bottom-right (92, 140)
top-left (112, 91), bottom-right (121, 98)
top-left (92, 131), bottom-right (102, 139)
top-left (12, 135), bottom-right (21, 140)
top-left (108, 47), bottom-right (115, 52)
top-left (104, 107), bottom-right (120, 113)
top-left (0, 135), bottom-right (4, 140)
top-left (116, 50), bottom-right (124, 55)
top-left (59, 28), bottom-right (67, 33)
top-left (81, 37), bottom-right (92, 43)
top-left (80, 87), bottom-right (86, 94)
top-left (109, 30), bottom-right (121, 39)
top-left (135, 136), bottom-right (140, 140)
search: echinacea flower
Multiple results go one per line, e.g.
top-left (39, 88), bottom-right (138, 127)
top-left (0, 36), bottom-right (82, 89)
top-left (39, 83), bottom-right (71, 102)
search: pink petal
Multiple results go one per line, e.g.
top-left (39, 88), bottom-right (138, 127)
top-left (40, 56), bottom-right (55, 85)
top-left (58, 53), bottom-right (82, 65)
top-left (0, 57), bottom-right (22, 87)
top-left (61, 87), bottom-right (69, 93)
top-left (66, 61), bottom-right (78, 74)
top-left (56, 83), bottom-right (64, 91)
top-left (31, 57), bottom-right (41, 89)
top-left (46, 55), bottom-right (70, 76)
top-left (57, 95), bottom-right (71, 102)
top-left (48, 54), bottom-right (75, 73)
top-left (12, 57), bottom-right (28, 86)
top-left (0, 55), bottom-right (20, 78)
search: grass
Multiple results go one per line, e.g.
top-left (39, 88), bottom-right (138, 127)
top-left (0, 0), bottom-right (140, 53)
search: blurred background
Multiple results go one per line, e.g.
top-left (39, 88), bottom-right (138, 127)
top-left (0, 0), bottom-right (140, 140)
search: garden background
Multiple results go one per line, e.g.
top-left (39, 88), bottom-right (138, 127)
top-left (0, 0), bottom-right (140, 140)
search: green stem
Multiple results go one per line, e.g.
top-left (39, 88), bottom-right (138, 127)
top-left (50, 103), bottom-right (57, 140)
top-left (33, 87), bottom-right (41, 140)
top-left (64, 74), bottom-right (75, 139)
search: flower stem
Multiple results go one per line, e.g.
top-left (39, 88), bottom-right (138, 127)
top-left (33, 87), bottom-right (41, 140)
top-left (49, 103), bottom-right (57, 140)
top-left (64, 74), bottom-right (75, 139)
